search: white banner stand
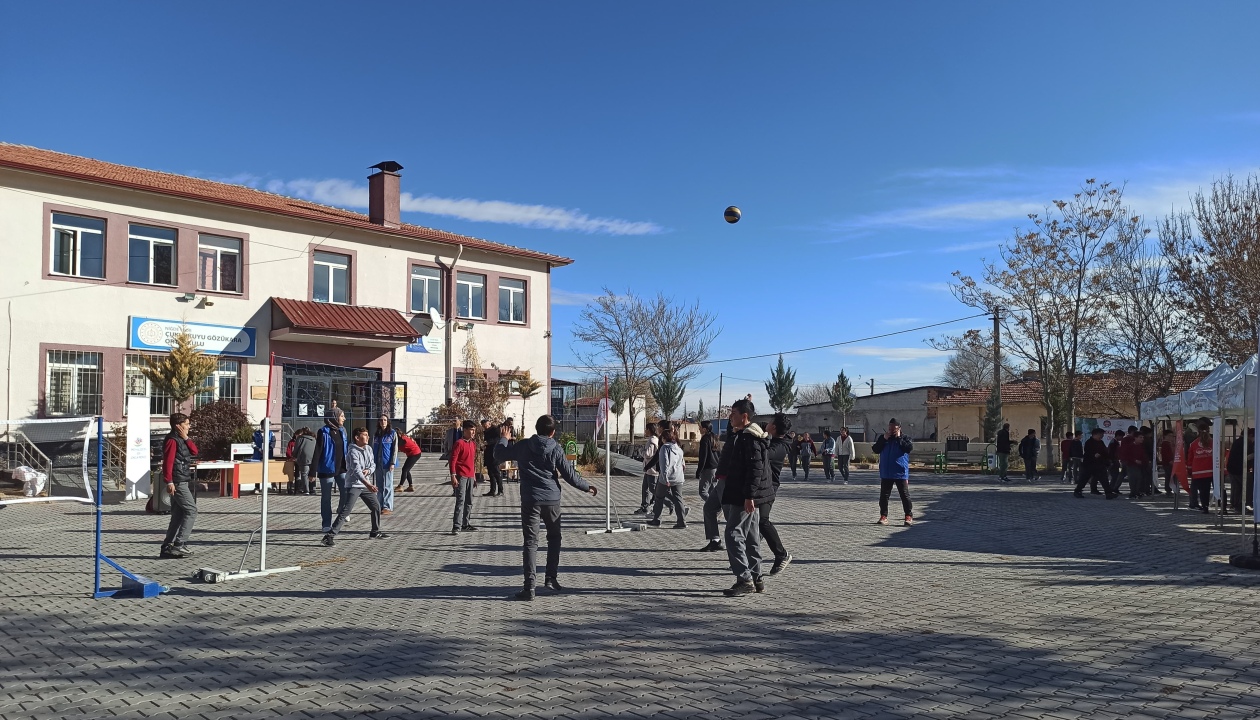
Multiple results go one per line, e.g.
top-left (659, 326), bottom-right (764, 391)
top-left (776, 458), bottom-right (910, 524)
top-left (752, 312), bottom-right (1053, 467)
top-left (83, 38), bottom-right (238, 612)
top-left (587, 376), bottom-right (633, 534)
top-left (124, 397), bottom-right (151, 501)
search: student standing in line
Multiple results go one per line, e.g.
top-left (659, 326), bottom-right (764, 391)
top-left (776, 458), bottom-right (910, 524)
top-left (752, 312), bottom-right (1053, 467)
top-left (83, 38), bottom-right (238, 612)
top-left (648, 425), bottom-right (688, 528)
top-left (448, 420), bottom-right (480, 535)
top-left (1075, 427), bottom-right (1109, 498)
top-left (372, 415), bottom-right (399, 515)
top-left (634, 423), bottom-right (660, 515)
top-left (288, 428), bottom-right (316, 495)
top-left (1188, 420), bottom-right (1214, 513)
top-left (482, 418), bottom-right (503, 497)
top-left (786, 431), bottom-right (800, 480)
top-left (873, 418), bottom-right (914, 526)
top-left (821, 430), bottom-right (836, 482)
top-left (1159, 429), bottom-right (1175, 494)
top-left (321, 427), bottom-right (387, 547)
top-left (717, 398), bottom-right (771, 597)
top-left (159, 413), bottom-right (199, 559)
top-left (309, 408), bottom-right (349, 533)
top-left (1018, 429), bottom-right (1040, 483)
top-left (496, 414), bottom-right (597, 600)
top-left (798, 432), bottom-right (817, 481)
top-left (394, 431), bottom-right (423, 493)
top-left (1059, 432), bottom-right (1078, 485)
top-left (762, 413), bottom-right (794, 576)
top-left (995, 423), bottom-right (1012, 482)
top-left (1107, 429), bottom-right (1126, 495)
top-left (836, 427), bottom-right (855, 484)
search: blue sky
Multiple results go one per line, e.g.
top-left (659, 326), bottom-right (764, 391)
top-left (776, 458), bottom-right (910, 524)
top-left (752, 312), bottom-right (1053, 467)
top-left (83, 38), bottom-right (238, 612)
top-left (5, 2), bottom-right (1260, 414)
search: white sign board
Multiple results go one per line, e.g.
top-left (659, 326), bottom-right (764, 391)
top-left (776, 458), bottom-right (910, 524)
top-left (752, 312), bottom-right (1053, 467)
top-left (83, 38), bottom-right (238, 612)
top-left (125, 396), bottom-right (152, 500)
top-left (129, 316), bottom-right (257, 357)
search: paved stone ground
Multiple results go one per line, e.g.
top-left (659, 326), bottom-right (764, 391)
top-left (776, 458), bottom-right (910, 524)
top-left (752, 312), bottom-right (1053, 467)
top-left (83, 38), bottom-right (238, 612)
top-left (3, 458), bottom-right (1260, 719)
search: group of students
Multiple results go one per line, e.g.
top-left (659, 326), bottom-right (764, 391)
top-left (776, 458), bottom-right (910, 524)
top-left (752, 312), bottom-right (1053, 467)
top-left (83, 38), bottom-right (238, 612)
top-left (781, 428), bottom-right (857, 483)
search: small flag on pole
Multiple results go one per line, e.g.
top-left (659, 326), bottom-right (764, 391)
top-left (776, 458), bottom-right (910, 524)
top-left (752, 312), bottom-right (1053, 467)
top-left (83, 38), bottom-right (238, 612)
top-left (595, 398), bottom-right (609, 437)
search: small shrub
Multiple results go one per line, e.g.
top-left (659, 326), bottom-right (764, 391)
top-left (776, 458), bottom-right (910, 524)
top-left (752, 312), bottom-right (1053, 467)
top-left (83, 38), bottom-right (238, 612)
top-left (558, 432), bottom-right (577, 453)
top-left (577, 439), bottom-right (604, 467)
top-left (190, 400), bottom-right (251, 460)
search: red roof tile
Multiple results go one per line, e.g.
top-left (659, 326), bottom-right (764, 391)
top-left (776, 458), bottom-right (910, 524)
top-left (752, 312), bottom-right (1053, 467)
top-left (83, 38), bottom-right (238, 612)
top-left (929, 371), bottom-right (1211, 412)
top-left (0, 143), bottom-right (572, 267)
top-left (272, 297), bottom-right (419, 341)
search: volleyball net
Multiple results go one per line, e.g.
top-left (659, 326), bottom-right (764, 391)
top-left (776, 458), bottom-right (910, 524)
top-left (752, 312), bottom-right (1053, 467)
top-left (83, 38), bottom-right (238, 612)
top-left (0, 417), bottom-right (95, 506)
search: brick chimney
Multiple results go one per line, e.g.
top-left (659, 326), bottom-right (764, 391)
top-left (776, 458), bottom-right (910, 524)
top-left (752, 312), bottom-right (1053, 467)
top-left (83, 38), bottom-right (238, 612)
top-left (368, 161), bottom-right (403, 228)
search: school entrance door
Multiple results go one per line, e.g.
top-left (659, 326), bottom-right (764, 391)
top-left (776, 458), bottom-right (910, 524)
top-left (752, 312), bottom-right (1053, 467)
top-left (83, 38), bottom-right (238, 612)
top-left (281, 363), bottom-right (406, 436)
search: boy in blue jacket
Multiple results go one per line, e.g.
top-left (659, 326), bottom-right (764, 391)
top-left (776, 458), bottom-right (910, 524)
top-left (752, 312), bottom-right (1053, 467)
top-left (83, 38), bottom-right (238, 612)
top-left (872, 417), bottom-right (914, 527)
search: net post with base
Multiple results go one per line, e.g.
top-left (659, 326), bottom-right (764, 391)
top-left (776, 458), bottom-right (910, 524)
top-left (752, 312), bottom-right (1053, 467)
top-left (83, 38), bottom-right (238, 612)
top-left (1229, 330), bottom-right (1260, 572)
top-left (195, 360), bottom-right (302, 583)
top-left (91, 417), bottom-right (165, 599)
top-left (587, 375), bottom-right (634, 534)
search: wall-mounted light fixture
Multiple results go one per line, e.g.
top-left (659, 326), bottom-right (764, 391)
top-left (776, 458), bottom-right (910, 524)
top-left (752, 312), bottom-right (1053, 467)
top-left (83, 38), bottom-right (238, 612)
top-left (179, 292), bottom-right (197, 302)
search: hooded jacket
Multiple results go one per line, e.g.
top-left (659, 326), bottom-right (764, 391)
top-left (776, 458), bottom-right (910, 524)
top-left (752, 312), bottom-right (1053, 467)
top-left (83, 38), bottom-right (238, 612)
top-left (496, 434), bottom-right (591, 506)
top-left (290, 433), bottom-right (316, 467)
top-left (1018, 434), bottom-right (1040, 460)
top-left (345, 442), bottom-right (376, 490)
top-left (873, 432), bottom-right (913, 480)
top-left (373, 427), bottom-right (398, 469)
top-left (718, 423), bottom-right (772, 506)
top-left (656, 442), bottom-right (686, 486)
top-left (310, 422), bottom-right (349, 477)
top-left (995, 427), bottom-right (1012, 454)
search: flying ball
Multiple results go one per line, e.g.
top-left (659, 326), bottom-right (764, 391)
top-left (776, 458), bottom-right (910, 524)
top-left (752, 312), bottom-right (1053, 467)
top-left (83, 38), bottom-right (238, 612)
top-left (723, 206), bottom-right (742, 224)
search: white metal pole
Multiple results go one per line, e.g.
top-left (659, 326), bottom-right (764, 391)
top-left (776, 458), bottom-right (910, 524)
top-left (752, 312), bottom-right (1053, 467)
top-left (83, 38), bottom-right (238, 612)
top-left (260, 417), bottom-right (269, 571)
top-left (1253, 332), bottom-right (1259, 539)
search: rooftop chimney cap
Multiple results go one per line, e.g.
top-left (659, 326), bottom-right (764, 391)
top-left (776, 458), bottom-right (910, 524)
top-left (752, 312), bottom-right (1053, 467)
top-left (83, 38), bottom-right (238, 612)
top-left (370, 161), bottom-right (404, 173)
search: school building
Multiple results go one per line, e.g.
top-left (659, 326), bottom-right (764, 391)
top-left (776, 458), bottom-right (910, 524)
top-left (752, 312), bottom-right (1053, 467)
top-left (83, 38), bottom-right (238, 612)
top-left (0, 143), bottom-right (571, 436)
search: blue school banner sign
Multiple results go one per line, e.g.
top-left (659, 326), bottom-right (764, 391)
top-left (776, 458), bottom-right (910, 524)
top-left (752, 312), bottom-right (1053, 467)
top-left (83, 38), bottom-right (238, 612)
top-left (129, 317), bottom-right (257, 357)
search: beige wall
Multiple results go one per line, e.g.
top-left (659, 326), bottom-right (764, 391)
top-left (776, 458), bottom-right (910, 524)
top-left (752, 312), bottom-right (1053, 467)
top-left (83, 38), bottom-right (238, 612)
top-left (0, 168), bottom-right (554, 432)
top-left (935, 403), bottom-right (1046, 442)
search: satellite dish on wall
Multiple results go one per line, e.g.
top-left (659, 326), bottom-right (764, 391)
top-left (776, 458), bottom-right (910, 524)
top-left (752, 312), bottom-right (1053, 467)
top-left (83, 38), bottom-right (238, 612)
top-left (428, 307), bottom-right (446, 330)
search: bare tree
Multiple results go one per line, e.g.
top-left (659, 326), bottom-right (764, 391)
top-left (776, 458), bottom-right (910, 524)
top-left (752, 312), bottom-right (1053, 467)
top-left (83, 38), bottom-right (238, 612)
top-left (795, 383), bottom-right (833, 406)
top-left (1096, 215), bottom-right (1197, 409)
top-left (952, 180), bottom-right (1131, 468)
top-left (635, 292), bottom-right (720, 426)
top-left (927, 329), bottom-right (1020, 389)
top-left (1161, 173), bottom-right (1260, 366)
top-left (571, 290), bottom-right (653, 439)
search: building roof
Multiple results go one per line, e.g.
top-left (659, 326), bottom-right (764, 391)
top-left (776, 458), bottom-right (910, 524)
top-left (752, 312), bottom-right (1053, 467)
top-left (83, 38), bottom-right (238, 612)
top-left (928, 371), bottom-right (1211, 411)
top-left (0, 143), bottom-right (573, 267)
top-left (795, 385), bottom-right (958, 409)
top-left (272, 297), bottom-right (419, 342)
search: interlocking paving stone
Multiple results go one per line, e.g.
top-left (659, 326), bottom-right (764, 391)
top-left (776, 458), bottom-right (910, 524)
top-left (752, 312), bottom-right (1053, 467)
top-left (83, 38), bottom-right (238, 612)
top-left (2, 459), bottom-right (1260, 718)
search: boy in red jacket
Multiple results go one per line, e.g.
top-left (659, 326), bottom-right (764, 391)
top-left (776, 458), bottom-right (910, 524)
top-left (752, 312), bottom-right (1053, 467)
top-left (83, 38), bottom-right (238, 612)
top-left (449, 420), bottom-right (479, 535)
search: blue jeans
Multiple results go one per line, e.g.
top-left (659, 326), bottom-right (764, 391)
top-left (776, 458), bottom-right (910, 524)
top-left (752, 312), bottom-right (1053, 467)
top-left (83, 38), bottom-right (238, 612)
top-left (376, 466), bottom-right (395, 510)
top-left (319, 473), bottom-right (347, 528)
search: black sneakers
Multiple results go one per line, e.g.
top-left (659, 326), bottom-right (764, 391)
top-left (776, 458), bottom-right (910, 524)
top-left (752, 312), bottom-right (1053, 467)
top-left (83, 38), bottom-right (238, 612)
top-left (158, 545), bottom-right (188, 559)
top-left (753, 576), bottom-right (766, 593)
top-left (369, 531), bottom-right (389, 539)
top-left (769, 554), bottom-right (793, 576)
top-left (320, 535), bottom-right (335, 547)
top-left (515, 586), bottom-right (535, 601)
top-left (700, 540), bottom-right (724, 552)
top-left (723, 580), bottom-right (756, 597)
top-left (646, 518), bottom-right (662, 527)
top-left (462, 525), bottom-right (479, 532)
top-left (544, 577), bottom-right (563, 592)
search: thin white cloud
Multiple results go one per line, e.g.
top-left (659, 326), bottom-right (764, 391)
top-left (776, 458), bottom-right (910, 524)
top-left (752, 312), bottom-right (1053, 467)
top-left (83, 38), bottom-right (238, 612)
top-left (934, 240), bottom-right (997, 254)
top-left (880, 318), bottom-right (924, 327)
top-left (551, 289), bottom-right (600, 306)
top-left (852, 249), bottom-right (913, 261)
top-left (847, 199), bottom-right (1044, 231)
top-left (841, 346), bottom-right (944, 362)
top-left (263, 178), bottom-right (664, 236)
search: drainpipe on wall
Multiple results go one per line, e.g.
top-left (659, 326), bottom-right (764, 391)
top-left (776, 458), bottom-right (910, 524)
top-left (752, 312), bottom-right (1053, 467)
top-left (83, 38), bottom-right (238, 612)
top-left (440, 244), bottom-right (464, 402)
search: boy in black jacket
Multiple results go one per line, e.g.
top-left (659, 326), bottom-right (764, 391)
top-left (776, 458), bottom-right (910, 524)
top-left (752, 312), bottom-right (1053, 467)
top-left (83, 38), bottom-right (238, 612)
top-left (717, 398), bottom-right (771, 597)
top-left (697, 420), bottom-right (724, 552)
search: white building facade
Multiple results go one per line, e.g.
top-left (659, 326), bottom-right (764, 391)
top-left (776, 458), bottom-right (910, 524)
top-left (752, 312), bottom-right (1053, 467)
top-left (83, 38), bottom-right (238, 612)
top-left (0, 144), bottom-right (570, 436)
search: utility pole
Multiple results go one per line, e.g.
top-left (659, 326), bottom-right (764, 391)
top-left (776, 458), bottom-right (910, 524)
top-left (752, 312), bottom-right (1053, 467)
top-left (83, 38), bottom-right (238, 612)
top-left (717, 372), bottom-right (724, 419)
top-left (869, 379), bottom-right (875, 396)
top-left (992, 309), bottom-right (1002, 419)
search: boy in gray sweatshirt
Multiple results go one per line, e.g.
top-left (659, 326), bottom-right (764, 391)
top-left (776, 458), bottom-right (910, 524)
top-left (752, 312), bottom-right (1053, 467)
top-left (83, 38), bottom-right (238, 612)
top-left (322, 427), bottom-right (388, 547)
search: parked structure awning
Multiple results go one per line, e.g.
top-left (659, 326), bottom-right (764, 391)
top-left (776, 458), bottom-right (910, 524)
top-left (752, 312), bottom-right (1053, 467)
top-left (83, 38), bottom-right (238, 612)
top-left (270, 297), bottom-right (420, 348)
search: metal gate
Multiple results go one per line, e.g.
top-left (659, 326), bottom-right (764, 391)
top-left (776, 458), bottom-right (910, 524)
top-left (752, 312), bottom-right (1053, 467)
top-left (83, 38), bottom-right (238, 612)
top-left (355, 380), bottom-right (407, 431)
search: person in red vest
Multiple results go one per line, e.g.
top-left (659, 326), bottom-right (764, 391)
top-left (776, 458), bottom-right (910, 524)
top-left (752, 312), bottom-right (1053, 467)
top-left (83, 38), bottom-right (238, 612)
top-left (1188, 419), bottom-right (1214, 513)
top-left (394, 432), bottom-right (423, 493)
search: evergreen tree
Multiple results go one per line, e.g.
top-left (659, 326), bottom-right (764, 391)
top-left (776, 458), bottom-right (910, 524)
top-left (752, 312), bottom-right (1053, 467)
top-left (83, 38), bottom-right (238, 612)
top-left (765, 355), bottom-right (798, 412)
top-left (140, 326), bottom-right (218, 411)
top-left (696, 398), bottom-right (706, 422)
top-left (828, 370), bottom-right (855, 429)
top-left (650, 371), bottom-right (686, 420)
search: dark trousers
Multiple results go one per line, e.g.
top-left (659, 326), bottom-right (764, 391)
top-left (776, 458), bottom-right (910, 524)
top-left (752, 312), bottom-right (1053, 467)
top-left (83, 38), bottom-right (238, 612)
top-left (162, 483), bottom-right (197, 549)
top-left (288, 462), bottom-right (311, 494)
top-left (801, 455), bottom-right (813, 479)
top-left (1121, 463), bottom-right (1142, 496)
top-left (398, 454), bottom-right (420, 489)
top-left (1022, 455), bottom-right (1038, 480)
top-left (837, 455), bottom-right (850, 482)
top-left (879, 478), bottom-right (912, 517)
top-left (652, 483), bottom-right (685, 522)
top-left (521, 502), bottom-right (562, 586)
top-left (1162, 463), bottom-right (1173, 492)
top-left (788, 455), bottom-right (799, 478)
top-left (329, 485), bottom-right (381, 536)
top-left (1075, 466), bottom-right (1105, 494)
top-left (758, 498), bottom-right (787, 560)
top-left (640, 473), bottom-right (656, 510)
top-left (484, 453), bottom-right (502, 495)
top-left (703, 477), bottom-right (725, 542)
top-left (1190, 478), bottom-right (1212, 510)
top-left (822, 455), bottom-right (834, 481)
top-left (452, 475), bottom-right (475, 529)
